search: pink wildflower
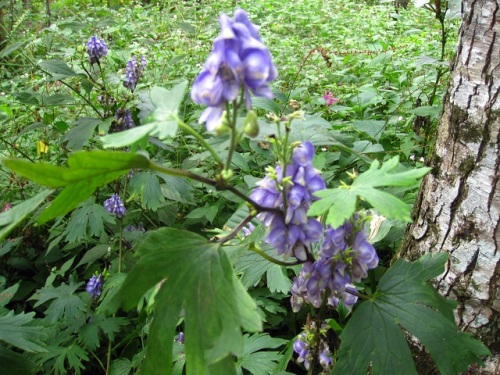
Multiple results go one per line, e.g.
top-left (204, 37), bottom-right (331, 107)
top-left (323, 91), bottom-right (338, 107)
top-left (3, 203), bottom-right (11, 212)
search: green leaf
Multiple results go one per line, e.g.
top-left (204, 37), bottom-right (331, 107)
top-left (101, 82), bottom-right (187, 148)
top-left (109, 358), bottom-right (132, 375)
top-left (352, 120), bottom-right (385, 141)
top-left (41, 93), bottom-right (74, 106)
top-left (32, 280), bottom-right (86, 324)
top-left (0, 345), bottom-right (36, 375)
top-left (63, 201), bottom-right (114, 243)
top-left (79, 315), bottom-right (128, 351)
top-left (38, 59), bottom-right (78, 78)
top-left (0, 283), bottom-right (20, 308)
top-left (309, 157), bottom-right (430, 228)
top-left (0, 312), bottom-right (47, 352)
top-left (129, 171), bottom-right (165, 211)
top-left (113, 228), bottom-right (262, 375)
top-left (0, 189), bottom-right (53, 241)
top-left (333, 253), bottom-right (490, 375)
top-left (4, 151), bottom-right (150, 223)
top-left (0, 41), bottom-right (26, 58)
top-left (236, 333), bottom-right (287, 375)
top-left (408, 105), bottom-right (441, 118)
top-left (75, 244), bottom-right (110, 269)
top-left (61, 118), bottom-right (101, 150)
top-left (45, 343), bottom-right (89, 375)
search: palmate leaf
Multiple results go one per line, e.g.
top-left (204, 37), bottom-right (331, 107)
top-left (333, 253), bottom-right (490, 375)
top-left (31, 279), bottom-right (87, 324)
top-left (309, 156), bottom-right (430, 228)
top-left (63, 200), bottom-right (115, 243)
top-left (111, 228), bottom-right (262, 375)
top-left (236, 333), bottom-right (287, 375)
top-left (3, 151), bottom-right (150, 223)
top-left (0, 312), bottom-right (47, 352)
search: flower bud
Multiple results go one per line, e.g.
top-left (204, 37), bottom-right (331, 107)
top-left (215, 111), bottom-right (230, 135)
top-left (243, 110), bottom-right (259, 138)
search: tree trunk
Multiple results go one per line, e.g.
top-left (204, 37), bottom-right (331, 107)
top-left (399, 0), bottom-right (499, 373)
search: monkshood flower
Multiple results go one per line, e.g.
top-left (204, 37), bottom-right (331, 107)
top-left (104, 194), bottom-right (126, 218)
top-left (293, 327), bottom-right (333, 372)
top-left (191, 8), bottom-right (277, 131)
top-left (123, 55), bottom-right (147, 92)
top-left (290, 218), bottom-right (379, 312)
top-left (250, 141), bottom-right (325, 260)
top-left (114, 108), bottom-right (135, 131)
top-left (86, 274), bottom-right (103, 299)
top-left (86, 36), bottom-right (108, 65)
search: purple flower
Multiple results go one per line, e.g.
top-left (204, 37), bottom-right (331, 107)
top-left (104, 194), bottom-right (126, 218)
top-left (124, 55), bottom-right (147, 92)
top-left (291, 217), bottom-right (378, 312)
top-left (114, 108), bottom-right (135, 131)
top-left (250, 142), bottom-right (325, 260)
top-left (191, 9), bottom-right (277, 131)
top-left (86, 274), bottom-right (103, 299)
top-left (293, 328), bottom-right (332, 372)
top-left (86, 36), bottom-right (108, 65)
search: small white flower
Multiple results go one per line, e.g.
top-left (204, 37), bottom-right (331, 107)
top-left (321, 147), bottom-right (327, 152)
top-left (419, 157), bottom-right (425, 162)
top-left (409, 154), bottom-right (415, 161)
top-left (398, 116), bottom-right (403, 121)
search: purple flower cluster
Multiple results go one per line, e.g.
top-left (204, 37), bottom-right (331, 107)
top-left (104, 194), bottom-right (126, 218)
top-left (86, 274), bottom-right (104, 299)
top-left (191, 9), bottom-right (277, 131)
top-left (250, 142), bottom-right (326, 260)
top-left (123, 55), bottom-right (147, 92)
top-left (86, 36), bottom-right (108, 65)
top-left (291, 219), bottom-right (379, 312)
top-left (293, 329), bottom-right (333, 372)
top-left (114, 108), bottom-right (135, 131)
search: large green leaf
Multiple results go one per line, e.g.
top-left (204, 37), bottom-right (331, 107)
top-left (309, 156), bottom-right (430, 228)
top-left (3, 151), bottom-right (150, 223)
top-left (0, 189), bottom-right (53, 241)
top-left (112, 228), bottom-right (262, 375)
top-left (333, 253), bottom-right (490, 375)
top-left (101, 81), bottom-right (187, 148)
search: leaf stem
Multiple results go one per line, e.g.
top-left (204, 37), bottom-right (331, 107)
top-left (148, 161), bottom-right (282, 214)
top-left (175, 115), bottom-right (224, 168)
top-left (218, 214), bottom-right (254, 244)
top-left (247, 244), bottom-right (303, 266)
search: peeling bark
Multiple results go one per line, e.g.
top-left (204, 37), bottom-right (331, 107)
top-left (400, 0), bottom-right (500, 373)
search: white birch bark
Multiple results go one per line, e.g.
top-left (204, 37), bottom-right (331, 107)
top-left (400, 1), bottom-right (499, 373)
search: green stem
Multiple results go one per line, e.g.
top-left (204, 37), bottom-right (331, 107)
top-left (118, 218), bottom-right (123, 273)
top-left (248, 244), bottom-right (303, 266)
top-left (176, 115), bottom-right (224, 168)
top-left (105, 339), bottom-right (112, 374)
top-left (148, 161), bottom-right (281, 214)
top-left (224, 99), bottom-right (240, 173)
top-left (89, 351), bottom-right (106, 373)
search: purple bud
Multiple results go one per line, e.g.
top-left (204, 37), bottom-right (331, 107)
top-left (86, 274), bottom-right (103, 299)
